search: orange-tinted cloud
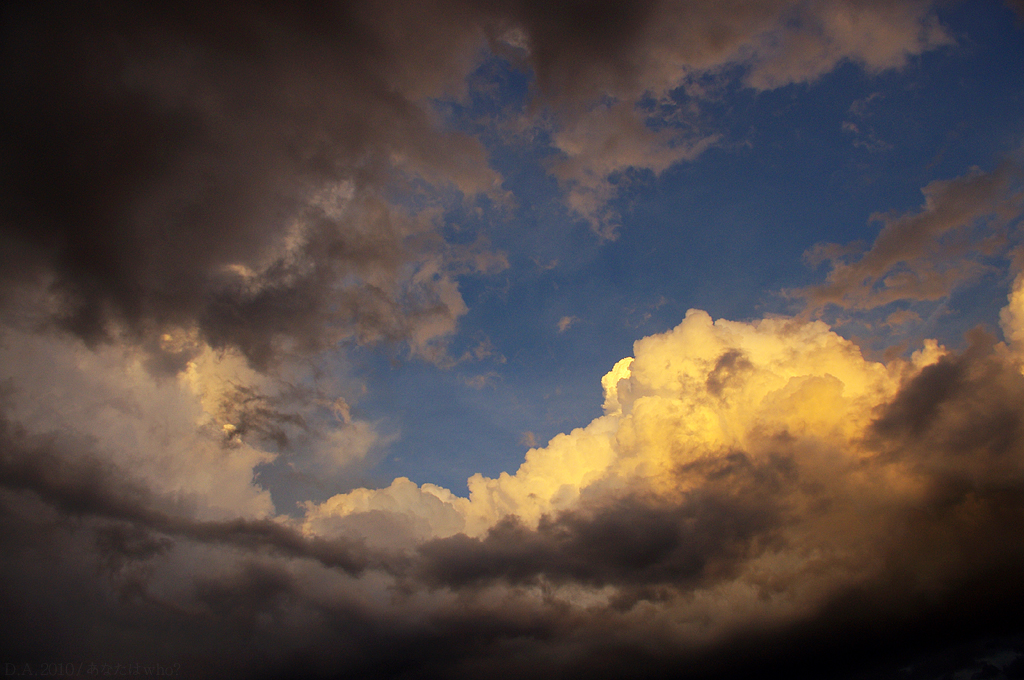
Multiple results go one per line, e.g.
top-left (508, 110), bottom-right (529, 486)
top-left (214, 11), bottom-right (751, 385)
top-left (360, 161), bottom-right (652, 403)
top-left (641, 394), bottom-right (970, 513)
top-left (8, 273), bottom-right (1024, 677)
top-left (796, 162), bottom-right (1024, 313)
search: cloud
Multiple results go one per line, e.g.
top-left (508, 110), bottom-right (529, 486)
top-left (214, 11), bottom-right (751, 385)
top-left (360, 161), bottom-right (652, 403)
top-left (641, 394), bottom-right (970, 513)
top-left (0, 417), bottom-right (374, 575)
top-left (796, 162), bottom-right (1024, 313)
top-left (743, 0), bottom-right (952, 90)
top-left (508, 0), bottom-right (951, 233)
top-left (548, 101), bottom-right (720, 238)
top-left (882, 309), bottom-right (922, 328)
top-left (0, 328), bottom-right (277, 520)
top-left (509, 1), bottom-right (947, 106)
top-left (557, 315), bottom-right (579, 333)
top-left (0, 0), bottom-right (956, 346)
top-left (0, 2), bottom-right (503, 367)
top-left (463, 371), bottom-right (502, 390)
top-left (279, 266), bottom-right (1024, 677)
top-left (0, 322), bottom-right (389, 532)
top-left (308, 306), bottom-right (902, 541)
top-left (6, 271), bottom-right (1024, 677)
top-left (414, 473), bottom-right (781, 592)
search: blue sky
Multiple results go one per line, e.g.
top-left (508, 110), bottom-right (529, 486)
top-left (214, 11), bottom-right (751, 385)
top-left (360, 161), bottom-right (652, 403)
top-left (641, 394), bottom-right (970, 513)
top-left (326, 0), bottom-right (1024, 497)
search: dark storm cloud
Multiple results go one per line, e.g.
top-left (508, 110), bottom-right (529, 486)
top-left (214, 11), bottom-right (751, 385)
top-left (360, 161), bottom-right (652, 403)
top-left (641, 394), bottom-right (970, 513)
top-left (416, 452), bottom-right (785, 592)
top-left (862, 332), bottom-right (1024, 611)
top-left (0, 1), bottom-right (954, 357)
top-left (0, 0), bottom-right (498, 364)
top-left (871, 328), bottom-right (1024, 475)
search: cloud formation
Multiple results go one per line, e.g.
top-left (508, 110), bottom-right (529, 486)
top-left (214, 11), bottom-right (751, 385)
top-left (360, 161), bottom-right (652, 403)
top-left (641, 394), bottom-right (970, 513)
top-left (1, 0), bottom-right (953, 305)
top-left (6, 270), bottom-right (1024, 677)
top-left (514, 0), bottom-right (951, 232)
top-left (2, 3), bottom-right (1022, 679)
top-left (0, 1), bottom-right (502, 367)
top-left (11, 268), bottom-right (1010, 676)
top-left (285, 250), bottom-right (1024, 675)
top-left (798, 162), bottom-right (1024, 312)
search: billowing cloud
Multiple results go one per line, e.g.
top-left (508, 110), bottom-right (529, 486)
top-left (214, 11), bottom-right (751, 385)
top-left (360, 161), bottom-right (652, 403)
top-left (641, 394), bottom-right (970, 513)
top-left (298, 275), bottom-right (1024, 677)
top-left (282, 249), bottom-right (1024, 672)
top-left (307, 304), bottom-right (904, 543)
top-left (0, 1), bottom-right (503, 367)
top-left (0, 0), bottom-right (954, 339)
top-left (2, 3), bottom-right (1021, 679)
top-left (6, 270), bottom-right (1024, 677)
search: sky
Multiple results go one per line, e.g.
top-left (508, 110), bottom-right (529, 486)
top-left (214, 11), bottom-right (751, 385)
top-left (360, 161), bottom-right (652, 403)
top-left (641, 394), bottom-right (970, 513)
top-left (2, 1), bottom-right (1024, 678)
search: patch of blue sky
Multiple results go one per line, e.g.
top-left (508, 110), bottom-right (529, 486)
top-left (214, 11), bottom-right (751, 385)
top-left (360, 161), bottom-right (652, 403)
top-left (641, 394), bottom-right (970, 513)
top-left (345, 1), bottom-right (1024, 495)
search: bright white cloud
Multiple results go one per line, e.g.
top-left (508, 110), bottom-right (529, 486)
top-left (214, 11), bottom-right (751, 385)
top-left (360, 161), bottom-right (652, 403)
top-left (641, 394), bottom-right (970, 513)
top-left (304, 301), bottom-right (913, 543)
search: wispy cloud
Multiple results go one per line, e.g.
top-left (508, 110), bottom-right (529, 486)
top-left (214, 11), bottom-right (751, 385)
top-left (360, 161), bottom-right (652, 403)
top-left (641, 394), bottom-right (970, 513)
top-left (557, 316), bottom-right (579, 333)
top-left (795, 162), bottom-right (1024, 313)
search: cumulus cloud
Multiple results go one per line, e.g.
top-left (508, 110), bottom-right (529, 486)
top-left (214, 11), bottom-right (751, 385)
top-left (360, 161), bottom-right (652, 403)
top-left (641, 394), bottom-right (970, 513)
top-left (286, 274), bottom-right (1024, 677)
top-left (308, 306), bottom-right (901, 540)
top-left (7, 272), bottom-right (1024, 677)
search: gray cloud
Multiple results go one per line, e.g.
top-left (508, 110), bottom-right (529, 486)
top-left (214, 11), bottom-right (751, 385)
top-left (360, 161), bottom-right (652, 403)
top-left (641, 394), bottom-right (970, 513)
top-left (0, 415), bottom-right (375, 574)
top-left (0, 1), bottom-right (954, 341)
top-left (415, 453), bottom-right (785, 593)
top-left (0, 1), bottom-right (499, 366)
